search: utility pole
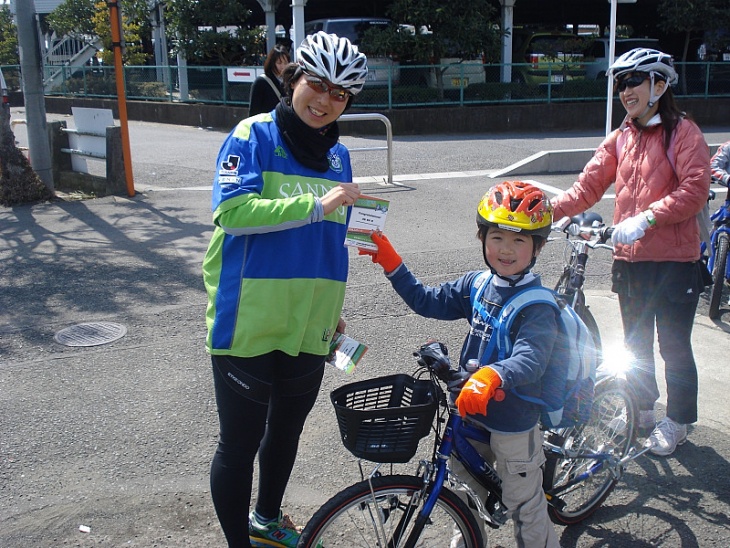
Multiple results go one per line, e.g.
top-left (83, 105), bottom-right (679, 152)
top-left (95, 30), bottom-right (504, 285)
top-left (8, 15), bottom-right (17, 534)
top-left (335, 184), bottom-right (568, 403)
top-left (107, 0), bottom-right (135, 196)
top-left (15, 0), bottom-right (53, 190)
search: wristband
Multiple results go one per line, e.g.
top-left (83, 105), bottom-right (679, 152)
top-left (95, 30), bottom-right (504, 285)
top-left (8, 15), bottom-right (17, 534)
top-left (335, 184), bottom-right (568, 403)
top-left (643, 210), bottom-right (656, 227)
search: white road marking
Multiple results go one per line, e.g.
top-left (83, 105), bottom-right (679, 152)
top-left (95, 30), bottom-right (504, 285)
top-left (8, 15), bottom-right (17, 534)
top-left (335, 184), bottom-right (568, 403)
top-left (140, 170), bottom-right (616, 199)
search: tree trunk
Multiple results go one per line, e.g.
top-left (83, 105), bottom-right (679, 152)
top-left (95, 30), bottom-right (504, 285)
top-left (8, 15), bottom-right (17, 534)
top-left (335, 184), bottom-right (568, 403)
top-left (0, 105), bottom-right (54, 206)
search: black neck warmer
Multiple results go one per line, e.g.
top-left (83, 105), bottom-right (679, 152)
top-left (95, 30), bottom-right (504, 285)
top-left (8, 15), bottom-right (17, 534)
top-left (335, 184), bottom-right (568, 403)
top-left (275, 99), bottom-right (340, 172)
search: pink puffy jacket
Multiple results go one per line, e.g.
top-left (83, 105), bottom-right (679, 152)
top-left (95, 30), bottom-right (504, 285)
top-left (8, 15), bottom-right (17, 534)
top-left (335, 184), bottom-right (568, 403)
top-left (552, 117), bottom-right (710, 263)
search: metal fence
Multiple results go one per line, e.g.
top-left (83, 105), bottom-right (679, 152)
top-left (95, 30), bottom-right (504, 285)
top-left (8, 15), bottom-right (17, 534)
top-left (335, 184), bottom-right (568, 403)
top-left (1, 60), bottom-right (729, 108)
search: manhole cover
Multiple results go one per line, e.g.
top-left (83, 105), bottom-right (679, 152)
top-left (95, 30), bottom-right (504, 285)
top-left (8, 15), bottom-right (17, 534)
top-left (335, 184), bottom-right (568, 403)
top-left (54, 322), bottom-right (127, 347)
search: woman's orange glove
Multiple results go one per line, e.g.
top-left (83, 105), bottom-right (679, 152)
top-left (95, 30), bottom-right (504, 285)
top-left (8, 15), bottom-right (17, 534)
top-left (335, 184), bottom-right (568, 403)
top-left (455, 367), bottom-right (502, 417)
top-left (358, 232), bottom-right (403, 273)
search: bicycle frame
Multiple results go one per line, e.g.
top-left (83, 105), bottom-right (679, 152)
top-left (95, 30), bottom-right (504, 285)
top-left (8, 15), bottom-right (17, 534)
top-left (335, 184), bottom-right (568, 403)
top-left (552, 228), bottom-right (613, 308)
top-left (358, 375), bottom-right (651, 542)
top-left (302, 216), bottom-right (650, 546)
top-left (413, 395), bottom-right (509, 530)
top-left (708, 199), bottom-right (730, 279)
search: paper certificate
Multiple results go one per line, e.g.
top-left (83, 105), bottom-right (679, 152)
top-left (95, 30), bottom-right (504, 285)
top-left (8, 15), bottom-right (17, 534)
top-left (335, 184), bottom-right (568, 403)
top-left (327, 333), bottom-right (368, 374)
top-left (344, 195), bottom-right (390, 251)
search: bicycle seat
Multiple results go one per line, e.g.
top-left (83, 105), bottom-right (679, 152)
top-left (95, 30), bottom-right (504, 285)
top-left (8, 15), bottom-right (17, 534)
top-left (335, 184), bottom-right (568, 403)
top-left (571, 211), bottom-right (603, 228)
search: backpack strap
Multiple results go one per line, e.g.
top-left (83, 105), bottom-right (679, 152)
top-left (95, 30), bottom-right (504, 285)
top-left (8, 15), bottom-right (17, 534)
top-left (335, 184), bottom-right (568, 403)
top-left (494, 287), bottom-right (560, 361)
top-left (261, 74), bottom-right (282, 99)
top-left (470, 277), bottom-right (561, 369)
top-left (615, 121), bottom-right (677, 172)
top-left (470, 271), bottom-right (492, 319)
top-left (469, 271), bottom-right (501, 365)
top-left (494, 287), bottom-right (562, 408)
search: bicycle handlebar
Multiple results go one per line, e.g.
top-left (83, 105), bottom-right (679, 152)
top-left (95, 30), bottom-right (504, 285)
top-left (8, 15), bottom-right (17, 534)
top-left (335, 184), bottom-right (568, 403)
top-left (414, 341), bottom-right (467, 387)
top-left (414, 342), bottom-right (506, 400)
top-left (552, 216), bottom-right (614, 251)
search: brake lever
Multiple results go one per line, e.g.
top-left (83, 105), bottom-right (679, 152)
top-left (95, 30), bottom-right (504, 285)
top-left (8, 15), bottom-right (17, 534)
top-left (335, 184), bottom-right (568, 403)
top-left (446, 370), bottom-right (471, 393)
top-left (599, 226), bottom-right (614, 244)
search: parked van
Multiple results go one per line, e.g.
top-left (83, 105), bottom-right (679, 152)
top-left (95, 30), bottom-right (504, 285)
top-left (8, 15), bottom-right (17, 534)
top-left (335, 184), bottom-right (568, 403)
top-left (398, 24), bottom-right (486, 90)
top-left (303, 18), bottom-right (400, 87)
top-left (428, 58), bottom-right (486, 90)
top-left (511, 30), bottom-right (587, 84)
top-left (583, 37), bottom-right (660, 80)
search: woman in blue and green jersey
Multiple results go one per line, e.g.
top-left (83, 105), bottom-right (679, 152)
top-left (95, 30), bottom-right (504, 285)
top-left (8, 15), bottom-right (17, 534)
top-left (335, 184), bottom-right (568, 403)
top-left (202, 32), bottom-right (368, 548)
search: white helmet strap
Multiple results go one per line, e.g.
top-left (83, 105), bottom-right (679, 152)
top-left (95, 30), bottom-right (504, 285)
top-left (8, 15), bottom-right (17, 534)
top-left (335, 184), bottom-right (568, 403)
top-left (648, 73), bottom-right (668, 107)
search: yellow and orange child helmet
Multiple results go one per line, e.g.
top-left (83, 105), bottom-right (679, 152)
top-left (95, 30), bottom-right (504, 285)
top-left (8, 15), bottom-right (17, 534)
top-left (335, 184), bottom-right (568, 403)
top-left (476, 181), bottom-right (553, 238)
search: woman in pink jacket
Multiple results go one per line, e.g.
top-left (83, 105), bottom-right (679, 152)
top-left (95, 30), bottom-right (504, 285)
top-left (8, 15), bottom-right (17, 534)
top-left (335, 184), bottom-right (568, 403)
top-left (551, 48), bottom-right (710, 457)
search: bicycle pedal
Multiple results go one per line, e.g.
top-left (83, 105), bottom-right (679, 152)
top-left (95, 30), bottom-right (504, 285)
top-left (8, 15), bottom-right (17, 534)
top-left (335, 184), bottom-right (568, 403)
top-left (545, 492), bottom-right (567, 512)
top-left (483, 499), bottom-right (509, 528)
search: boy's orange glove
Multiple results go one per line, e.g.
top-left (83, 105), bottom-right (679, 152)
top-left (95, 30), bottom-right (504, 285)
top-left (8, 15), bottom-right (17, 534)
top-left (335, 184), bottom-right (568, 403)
top-left (455, 367), bottom-right (502, 417)
top-left (358, 232), bottom-right (403, 273)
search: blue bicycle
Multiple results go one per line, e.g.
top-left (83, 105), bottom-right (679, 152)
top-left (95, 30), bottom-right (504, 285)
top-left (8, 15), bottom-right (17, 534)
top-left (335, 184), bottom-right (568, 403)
top-left (707, 176), bottom-right (730, 320)
top-left (297, 215), bottom-right (657, 547)
top-left (297, 218), bottom-right (650, 547)
top-left (297, 342), bottom-right (646, 547)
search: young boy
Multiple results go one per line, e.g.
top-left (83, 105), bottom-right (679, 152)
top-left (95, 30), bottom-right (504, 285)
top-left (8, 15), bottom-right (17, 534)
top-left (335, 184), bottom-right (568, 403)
top-left (361, 181), bottom-right (560, 547)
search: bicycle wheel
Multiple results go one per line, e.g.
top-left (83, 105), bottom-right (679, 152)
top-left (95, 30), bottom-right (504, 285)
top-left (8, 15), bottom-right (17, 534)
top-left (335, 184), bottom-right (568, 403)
top-left (297, 474), bottom-right (484, 548)
top-left (543, 377), bottom-right (637, 525)
top-left (709, 233), bottom-right (728, 320)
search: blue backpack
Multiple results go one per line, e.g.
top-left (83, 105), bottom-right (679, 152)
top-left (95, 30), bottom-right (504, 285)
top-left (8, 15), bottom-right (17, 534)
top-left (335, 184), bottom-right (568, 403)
top-left (470, 272), bottom-right (597, 429)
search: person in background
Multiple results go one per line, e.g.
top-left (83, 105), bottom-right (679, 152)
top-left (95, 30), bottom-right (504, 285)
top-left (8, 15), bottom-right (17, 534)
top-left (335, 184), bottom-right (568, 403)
top-left (551, 48), bottom-right (710, 457)
top-left (710, 140), bottom-right (730, 188)
top-left (203, 32), bottom-right (368, 548)
top-left (248, 44), bottom-right (290, 116)
top-left (362, 181), bottom-right (560, 547)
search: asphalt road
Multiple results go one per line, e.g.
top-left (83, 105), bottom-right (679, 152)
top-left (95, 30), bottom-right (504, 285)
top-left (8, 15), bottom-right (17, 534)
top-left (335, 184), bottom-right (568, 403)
top-left (2, 109), bottom-right (730, 547)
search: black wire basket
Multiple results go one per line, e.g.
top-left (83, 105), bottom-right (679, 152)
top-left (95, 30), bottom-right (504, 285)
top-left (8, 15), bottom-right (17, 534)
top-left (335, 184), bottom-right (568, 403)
top-left (331, 374), bottom-right (438, 463)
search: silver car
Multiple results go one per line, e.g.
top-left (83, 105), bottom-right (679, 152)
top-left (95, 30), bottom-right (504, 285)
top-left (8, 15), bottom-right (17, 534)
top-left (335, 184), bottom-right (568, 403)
top-left (584, 37), bottom-right (660, 80)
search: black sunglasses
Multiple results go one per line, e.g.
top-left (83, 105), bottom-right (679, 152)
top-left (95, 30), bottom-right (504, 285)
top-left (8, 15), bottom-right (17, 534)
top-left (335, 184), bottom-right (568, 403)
top-left (615, 74), bottom-right (649, 93)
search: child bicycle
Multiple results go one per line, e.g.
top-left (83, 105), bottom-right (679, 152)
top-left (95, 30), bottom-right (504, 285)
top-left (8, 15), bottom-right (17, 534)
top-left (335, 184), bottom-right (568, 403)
top-left (706, 176), bottom-right (730, 319)
top-left (297, 215), bottom-right (650, 547)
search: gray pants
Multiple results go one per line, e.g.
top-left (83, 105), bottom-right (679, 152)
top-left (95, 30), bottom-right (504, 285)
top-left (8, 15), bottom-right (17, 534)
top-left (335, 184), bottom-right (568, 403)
top-left (449, 424), bottom-right (559, 548)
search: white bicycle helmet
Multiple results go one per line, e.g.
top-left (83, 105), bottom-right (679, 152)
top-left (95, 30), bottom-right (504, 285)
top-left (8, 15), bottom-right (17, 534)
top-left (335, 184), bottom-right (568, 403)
top-left (607, 47), bottom-right (678, 85)
top-left (608, 48), bottom-right (678, 115)
top-left (297, 32), bottom-right (369, 95)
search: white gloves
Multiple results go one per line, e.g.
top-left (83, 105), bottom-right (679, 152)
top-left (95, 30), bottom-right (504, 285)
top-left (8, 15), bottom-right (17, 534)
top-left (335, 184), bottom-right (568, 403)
top-left (611, 213), bottom-right (650, 245)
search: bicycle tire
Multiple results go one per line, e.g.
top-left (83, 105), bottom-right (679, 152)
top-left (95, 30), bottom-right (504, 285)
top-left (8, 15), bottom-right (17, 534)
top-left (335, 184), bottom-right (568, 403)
top-left (297, 474), bottom-right (484, 548)
top-left (709, 233), bottom-right (729, 320)
top-left (543, 376), bottom-right (637, 525)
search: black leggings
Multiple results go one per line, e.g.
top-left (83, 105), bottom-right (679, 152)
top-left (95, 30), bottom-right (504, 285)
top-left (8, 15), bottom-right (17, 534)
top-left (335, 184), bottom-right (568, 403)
top-left (210, 352), bottom-right (325, 548)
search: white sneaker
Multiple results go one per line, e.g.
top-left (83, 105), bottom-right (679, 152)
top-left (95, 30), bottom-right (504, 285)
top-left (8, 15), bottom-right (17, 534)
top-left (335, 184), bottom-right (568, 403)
top-left (647, 417), bottom-right (687, 456)
top-left (639, 410), bottom-right (656, 429)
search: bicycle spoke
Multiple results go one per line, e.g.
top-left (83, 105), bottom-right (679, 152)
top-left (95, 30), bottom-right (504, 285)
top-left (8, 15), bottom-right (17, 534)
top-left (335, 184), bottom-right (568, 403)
top-left (545, 377), bottom-right (637, 524)
top-left (299, 476), bottom-right (482, 547)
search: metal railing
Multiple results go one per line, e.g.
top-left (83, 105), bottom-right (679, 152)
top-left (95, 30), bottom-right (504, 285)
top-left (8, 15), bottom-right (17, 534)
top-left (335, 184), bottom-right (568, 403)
top-left (339, 113), bottom-right (393, 186)
top-left (2, 60), bottom-right (729, 108)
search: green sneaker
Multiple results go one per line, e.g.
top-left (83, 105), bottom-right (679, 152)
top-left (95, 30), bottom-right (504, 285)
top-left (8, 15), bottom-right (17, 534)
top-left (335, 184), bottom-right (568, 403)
top-left (249, 511), bottom-right (302, 548)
